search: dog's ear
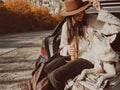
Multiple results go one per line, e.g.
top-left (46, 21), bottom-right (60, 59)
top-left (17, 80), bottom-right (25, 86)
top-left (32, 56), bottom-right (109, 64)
top-left (106, 34), bottom-right (117, 44)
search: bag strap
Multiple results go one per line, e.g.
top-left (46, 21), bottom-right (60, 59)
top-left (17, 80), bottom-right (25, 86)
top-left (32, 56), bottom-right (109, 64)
top-left (46, 47), bottom-right (63, 64)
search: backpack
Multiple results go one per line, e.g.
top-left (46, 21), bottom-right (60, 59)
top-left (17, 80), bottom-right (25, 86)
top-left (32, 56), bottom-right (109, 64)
top-left (27, 17), bottom-right (66, 90)
top-left (27, 55), bottom-right (48, 90)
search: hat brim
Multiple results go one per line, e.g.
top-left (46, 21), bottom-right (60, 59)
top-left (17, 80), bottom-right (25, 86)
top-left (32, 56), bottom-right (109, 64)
top-left (60, 2), bottom-right (90, 16)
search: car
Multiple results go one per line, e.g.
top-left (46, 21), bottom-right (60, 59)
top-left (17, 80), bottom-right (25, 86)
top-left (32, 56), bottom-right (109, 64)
top-left (39, 0), bottom-right (120, 90)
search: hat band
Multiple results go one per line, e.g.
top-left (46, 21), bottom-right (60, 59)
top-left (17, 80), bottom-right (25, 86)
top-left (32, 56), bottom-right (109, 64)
top-left (64, 0), bottom-right (81, 12)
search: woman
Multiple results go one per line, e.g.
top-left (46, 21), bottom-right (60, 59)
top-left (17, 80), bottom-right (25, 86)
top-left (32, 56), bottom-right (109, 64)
top-left (44, 0), bottom-right (120, 90)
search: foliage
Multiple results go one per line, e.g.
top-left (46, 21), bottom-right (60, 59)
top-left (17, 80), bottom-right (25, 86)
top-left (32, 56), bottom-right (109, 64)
top-left (5, 0), bottom-right (31, 15)
top-left (0, 0), bottom-right (62, 34)
top-left (0, 2), bottom-right (7, 11)
top-left (53, 13), bottom-right (62, 21)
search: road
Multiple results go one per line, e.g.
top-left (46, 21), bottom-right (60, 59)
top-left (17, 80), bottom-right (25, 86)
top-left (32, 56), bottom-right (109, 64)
top-left (0, 31), bottom-right (52, 90)
top-left (0, 31), bottom-right (52, 55)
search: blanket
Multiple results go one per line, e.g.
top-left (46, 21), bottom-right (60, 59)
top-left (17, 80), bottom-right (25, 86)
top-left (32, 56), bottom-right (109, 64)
top-left (65, 72), bottom-right (120, 90)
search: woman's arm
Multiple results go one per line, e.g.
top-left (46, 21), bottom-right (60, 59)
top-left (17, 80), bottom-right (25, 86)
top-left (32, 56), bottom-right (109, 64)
top-left (97, 10), bottom-right (120, 35)
top-left (92, 0), bottom-right (120, 35)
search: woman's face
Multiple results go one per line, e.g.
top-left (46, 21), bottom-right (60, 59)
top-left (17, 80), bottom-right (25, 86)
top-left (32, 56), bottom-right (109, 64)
top-left (73, 12), bottom-right (84, 22)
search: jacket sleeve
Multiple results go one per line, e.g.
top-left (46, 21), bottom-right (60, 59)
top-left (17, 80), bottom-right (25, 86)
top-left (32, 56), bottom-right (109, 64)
top-left (59, 22), bottom-right (69, 56)
top-left (97, 9), bottom-right (120, 35)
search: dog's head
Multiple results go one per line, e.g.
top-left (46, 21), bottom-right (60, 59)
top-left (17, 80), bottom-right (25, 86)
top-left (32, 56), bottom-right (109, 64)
top-left (93, 34), bottom-right (119, 62)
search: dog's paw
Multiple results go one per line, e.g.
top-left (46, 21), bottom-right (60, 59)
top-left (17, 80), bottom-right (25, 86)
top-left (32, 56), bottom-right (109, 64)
top-left (76, 70), bottom-right (87, 81)
top-left (95, 76), bottom-right (104, 88)
top-left (95, 83), bottom-right (101, 89)
top-left (76, 75), bottom-right (85, 81)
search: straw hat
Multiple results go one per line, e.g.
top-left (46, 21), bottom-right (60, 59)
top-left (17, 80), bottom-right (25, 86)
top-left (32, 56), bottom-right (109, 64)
top-left (60, 0), bottom-right (90, 16)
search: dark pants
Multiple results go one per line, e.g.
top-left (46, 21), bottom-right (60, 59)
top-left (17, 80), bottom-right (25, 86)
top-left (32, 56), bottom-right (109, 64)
top-left (44, 56), bottom-right (94, 90)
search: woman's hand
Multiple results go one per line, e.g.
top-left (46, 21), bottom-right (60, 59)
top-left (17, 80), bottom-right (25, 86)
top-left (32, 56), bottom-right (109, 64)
top-left (88, 0), bottom-right (102, 12)
top-left (92, 0), bottom-right (102, 12)
top-left (67, 44), bottom-right (77, 56)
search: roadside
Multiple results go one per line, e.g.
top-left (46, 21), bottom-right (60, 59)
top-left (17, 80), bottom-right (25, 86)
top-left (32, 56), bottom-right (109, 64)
top-left (0, 31), bottom-right (51, 90)
top-left (0, 38), bottom-right (41, 90)
top-left (0, 31), bottom-right (51, 55)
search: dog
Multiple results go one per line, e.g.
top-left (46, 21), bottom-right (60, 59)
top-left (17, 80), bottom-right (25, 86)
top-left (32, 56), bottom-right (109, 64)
top-left (76, 32), bottom-right (120, 88)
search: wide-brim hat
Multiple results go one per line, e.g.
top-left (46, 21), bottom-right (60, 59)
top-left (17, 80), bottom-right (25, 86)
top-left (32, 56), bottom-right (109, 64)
top-left (60, 0), bottom-right (90, 16)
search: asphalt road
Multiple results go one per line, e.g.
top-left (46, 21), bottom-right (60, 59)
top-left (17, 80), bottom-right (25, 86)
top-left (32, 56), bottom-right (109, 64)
top-left (0, 31), bottom-right (52, 90)
top-left (0, 31), bottom-right (52, 55)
